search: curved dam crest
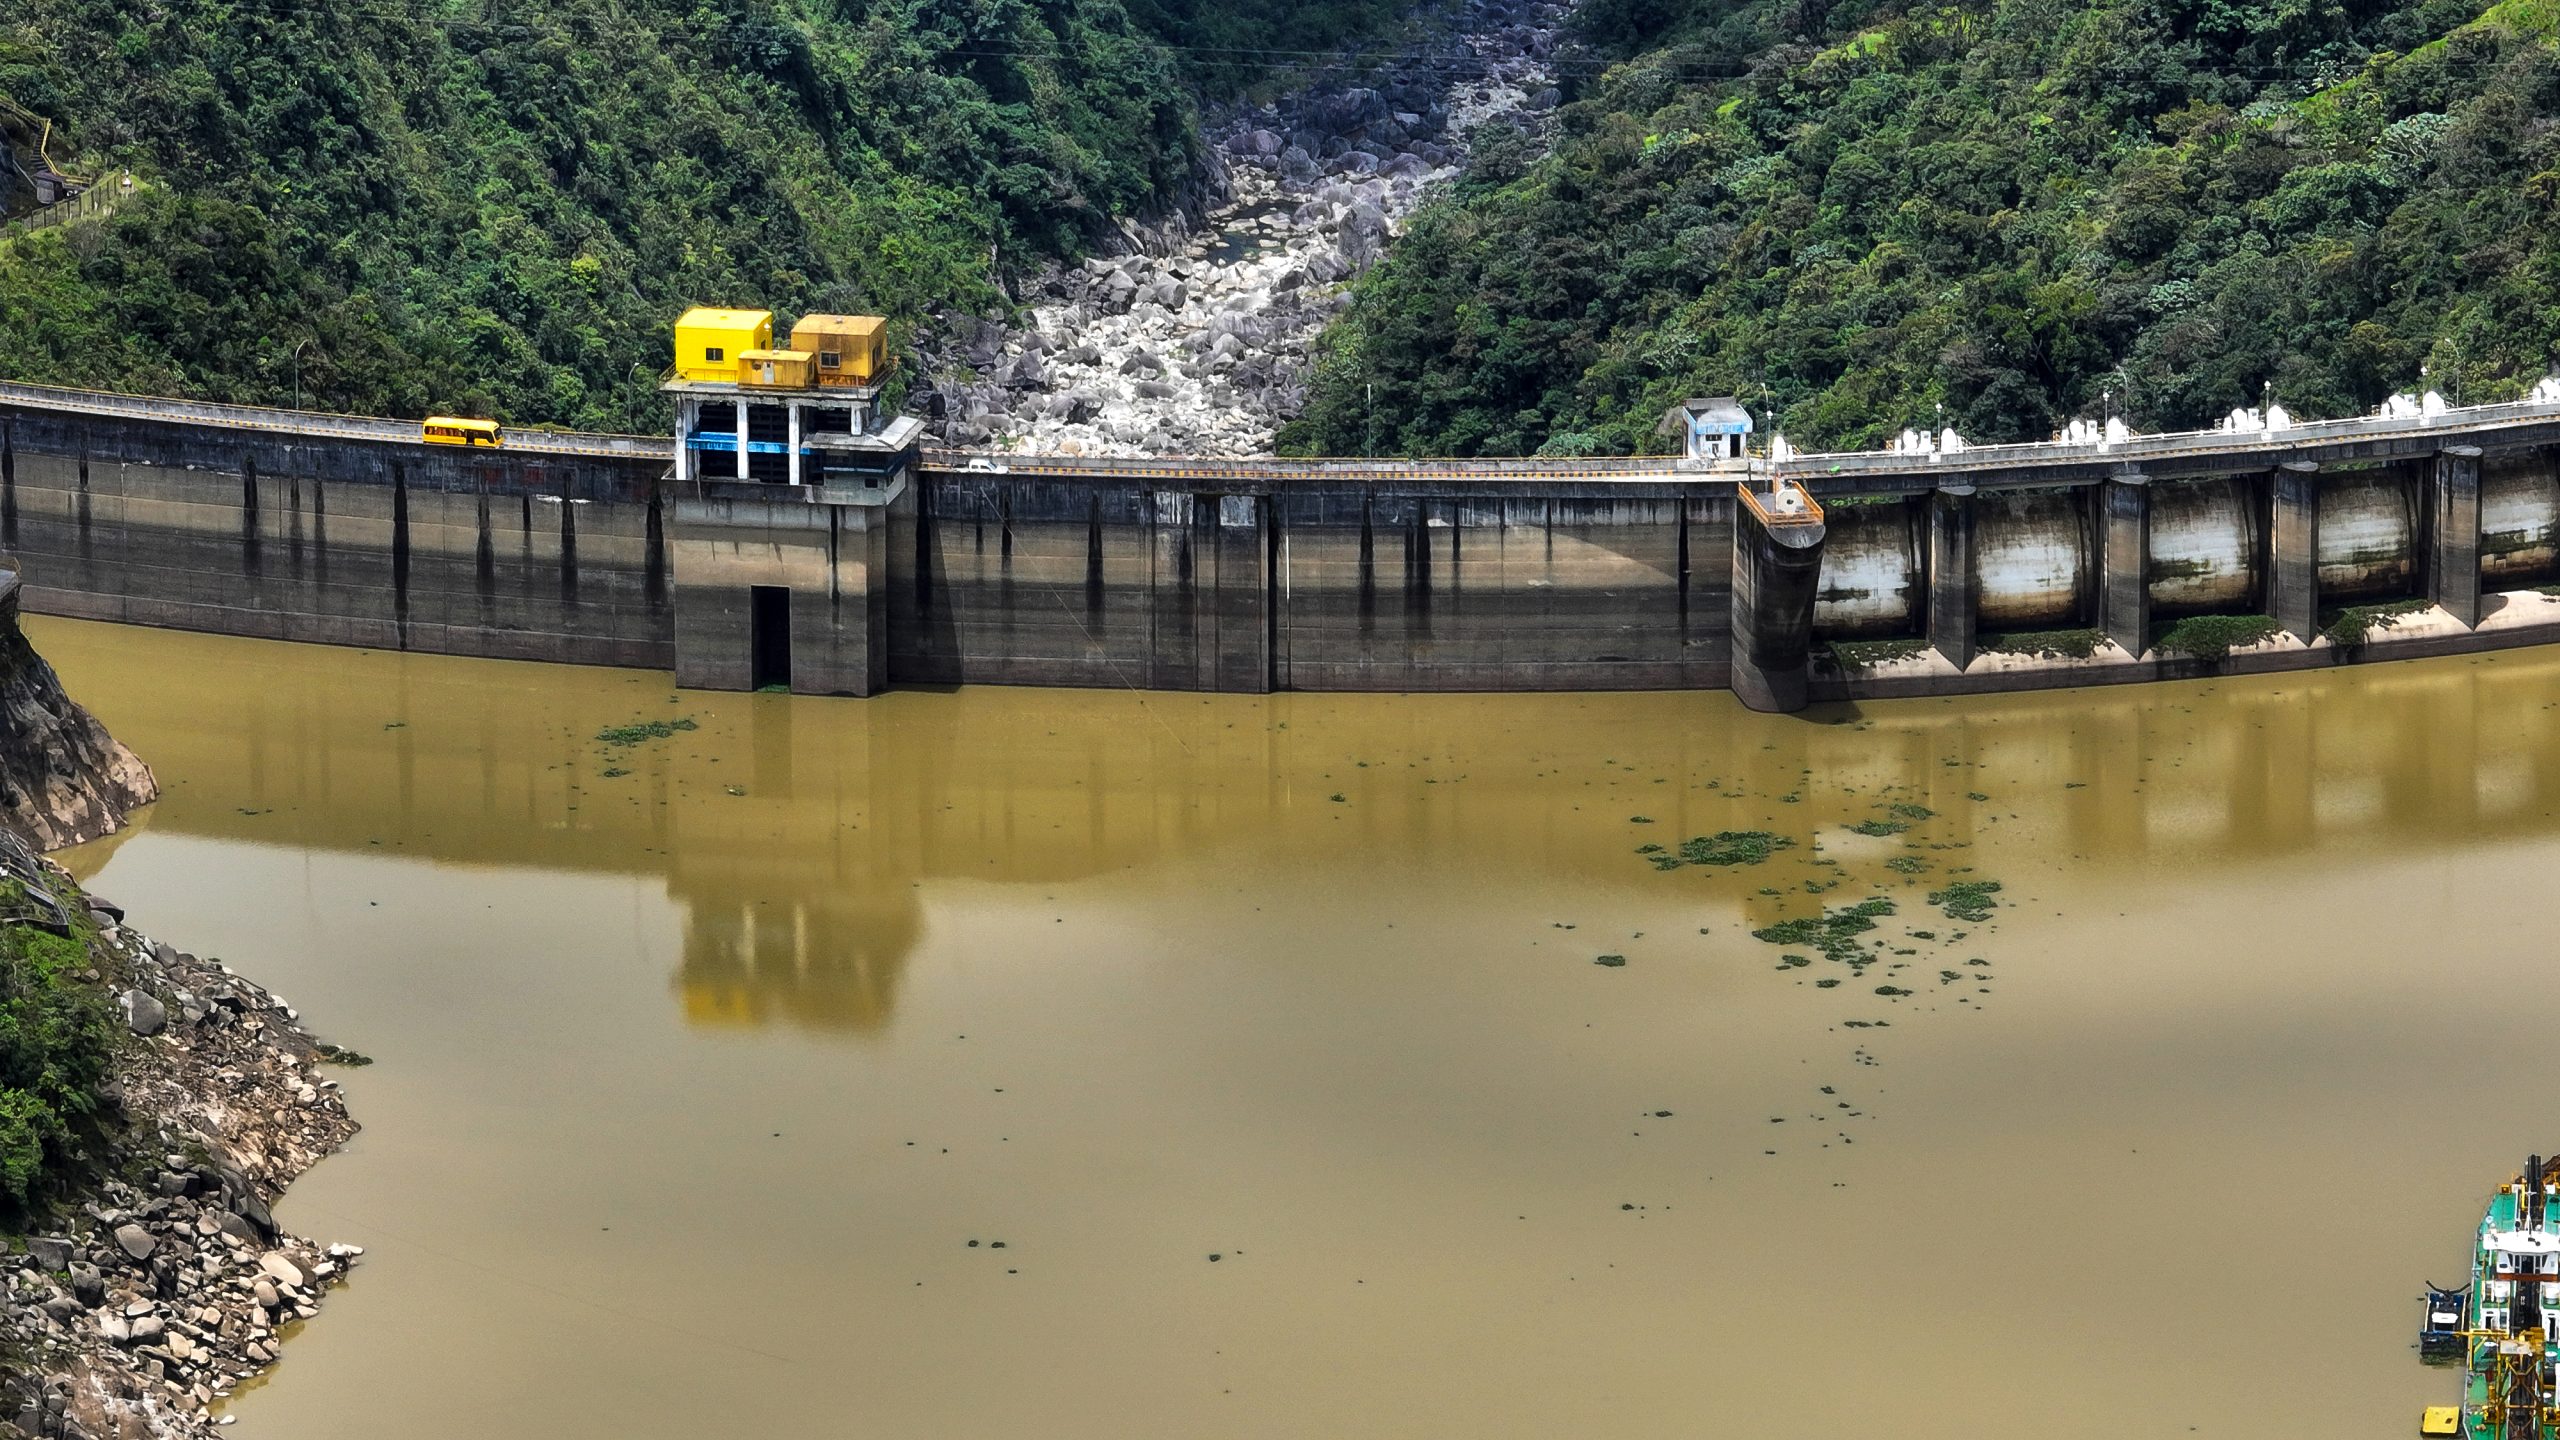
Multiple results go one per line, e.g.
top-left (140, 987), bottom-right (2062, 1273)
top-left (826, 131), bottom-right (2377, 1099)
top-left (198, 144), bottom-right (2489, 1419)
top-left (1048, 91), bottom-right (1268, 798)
top-left (5, 379), bottom-right (2560, 709)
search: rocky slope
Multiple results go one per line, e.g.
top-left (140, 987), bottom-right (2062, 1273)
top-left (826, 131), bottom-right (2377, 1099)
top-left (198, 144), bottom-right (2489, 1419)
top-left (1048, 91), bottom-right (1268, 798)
top-left (0, 889), bottom-right (361, 1440)
top-left (933, 0), bottom-right (1573, 458)
top-left (0, 578), bottom-right (153, 850)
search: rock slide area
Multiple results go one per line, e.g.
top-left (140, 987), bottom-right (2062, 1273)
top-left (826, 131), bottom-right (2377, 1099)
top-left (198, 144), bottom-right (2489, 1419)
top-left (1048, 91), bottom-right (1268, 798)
top-left (930, 0), bottom-right (1573, 458)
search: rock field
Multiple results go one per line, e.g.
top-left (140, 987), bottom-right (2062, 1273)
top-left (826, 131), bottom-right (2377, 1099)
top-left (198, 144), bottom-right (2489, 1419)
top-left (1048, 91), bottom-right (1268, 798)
top-left (930, 0), bottom-right (1574, 458)
top-left (0, 865), bottom-right (360, 1440)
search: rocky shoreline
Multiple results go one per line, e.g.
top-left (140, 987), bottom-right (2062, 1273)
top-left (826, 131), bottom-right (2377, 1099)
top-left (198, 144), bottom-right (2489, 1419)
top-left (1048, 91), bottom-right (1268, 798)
top-left (0, 598), bottom-right (359, 1440)
top-left (930, 0), bottom-right (1574, 457)
top-left (0, 846), bottom-right (360, 1440)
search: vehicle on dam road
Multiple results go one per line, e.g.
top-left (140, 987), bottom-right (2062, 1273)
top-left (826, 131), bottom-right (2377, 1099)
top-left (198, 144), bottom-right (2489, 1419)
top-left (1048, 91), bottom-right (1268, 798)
top-left (422, 416), bottom-right (504, 448)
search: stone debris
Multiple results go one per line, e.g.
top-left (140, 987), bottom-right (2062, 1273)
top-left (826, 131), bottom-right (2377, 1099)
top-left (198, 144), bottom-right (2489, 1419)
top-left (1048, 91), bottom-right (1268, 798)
top-left (926, 0), bottom-right (1575, 458)
top-left (0, 877), bottom-right (361, 1440)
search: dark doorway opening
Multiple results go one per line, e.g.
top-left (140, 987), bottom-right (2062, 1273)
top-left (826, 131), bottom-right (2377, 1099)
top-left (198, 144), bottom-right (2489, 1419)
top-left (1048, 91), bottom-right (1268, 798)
top-left (750, 585), bottom-right (792, 691)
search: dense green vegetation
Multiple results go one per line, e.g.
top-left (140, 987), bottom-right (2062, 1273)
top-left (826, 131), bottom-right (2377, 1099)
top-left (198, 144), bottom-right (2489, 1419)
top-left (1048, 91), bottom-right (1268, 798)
top-left (0, 884), bottom-right (113, 1214)
top-left (0, 0), bottom-right (1406, 428)
top-left (1285, 0), bottom-right (2560, 456)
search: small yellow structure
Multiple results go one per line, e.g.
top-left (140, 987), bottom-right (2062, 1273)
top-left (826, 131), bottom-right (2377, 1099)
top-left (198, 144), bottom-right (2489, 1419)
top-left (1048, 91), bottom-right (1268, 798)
top-left (2420, 1405), bottom-right (2461, 1436)
top-left (789, 314), bottom-right (889, 387)
top-left (673, 307), bottom-right (774, 383)
top-left (738, 349), bottom-right (817, 389)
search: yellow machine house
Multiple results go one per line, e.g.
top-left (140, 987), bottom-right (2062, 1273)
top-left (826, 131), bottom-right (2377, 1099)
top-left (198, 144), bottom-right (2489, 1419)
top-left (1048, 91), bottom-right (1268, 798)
top-left (673, 308), bottom-right (774, 383)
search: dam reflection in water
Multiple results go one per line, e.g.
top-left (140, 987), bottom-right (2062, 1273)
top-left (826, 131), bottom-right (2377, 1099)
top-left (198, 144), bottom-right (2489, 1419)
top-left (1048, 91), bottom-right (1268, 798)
top-left (37, 615), bottom-right (2560, 1440)
top-left (57, 625), bottom-right (2560, 1040)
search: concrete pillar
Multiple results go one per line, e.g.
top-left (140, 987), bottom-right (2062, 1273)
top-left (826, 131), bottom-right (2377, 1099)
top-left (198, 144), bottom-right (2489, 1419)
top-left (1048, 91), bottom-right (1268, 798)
top-left (2430, 444), bottom-right (2484, 627)
top-left (1213, 494), bottom-right (1273, 694)
top-left (2098, 473), bottom-right (2149, 657)
top-left (2269, 461), bottom-right (2320, 642)
top-left (670, 493), bottom-right (890, 696)
top-left (787, 403), bottom-right (803, 487)
top-left (1728, 486), bottom-right (1827, 713)
top-left (1147, 491), bottom-right (1201, 690)
top-left (827, 501), bottom-right (890, 696)
top-left (734, 399), bottom-right (750, 481)
top-left (674, 399), bottom-right (693, 484)
top-left (1927, 483), bottom-right (1977, 671)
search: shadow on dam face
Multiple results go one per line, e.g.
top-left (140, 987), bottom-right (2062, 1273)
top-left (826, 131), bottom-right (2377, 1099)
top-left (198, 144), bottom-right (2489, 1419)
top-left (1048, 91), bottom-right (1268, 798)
top-left (41, 613), bottom-right (2560, 1039)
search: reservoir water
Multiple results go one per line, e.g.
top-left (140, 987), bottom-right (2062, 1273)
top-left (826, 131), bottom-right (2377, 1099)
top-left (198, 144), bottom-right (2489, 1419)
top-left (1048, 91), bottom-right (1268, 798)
top-left (39, 614), bottom-right (2553, 1437)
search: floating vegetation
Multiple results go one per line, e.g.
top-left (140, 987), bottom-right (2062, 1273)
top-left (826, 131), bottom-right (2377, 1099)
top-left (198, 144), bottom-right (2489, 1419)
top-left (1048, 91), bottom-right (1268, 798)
top-left (1777, 955), bottom-right (1811, 969)
top-left (316, 1043), bottom-right (374, 1067)
top-left (1594, 954), bottom-right (1628, 968)
top-left (2321, 597), bottom-right (2431, 649)
top-left (1847, 818), bottom-right (1908, 837)
top-left (1888, 802), bottom-right (1935, 821)
top-left (595, 717), bottom-right (699, 746)
top-left (1874, 985), bottom-right (1913, 997)
top-left (1647, 830), bottom-right (1792, 870)
top-left (1829, 637), bottom-right (1927, 671)
top-left (2153, 614), bottom-right (2280, 660)
top-left (1981, 627), bottom-right (2104, 660)
top-left (1927, 880), bottom-right (2004, 923)
top-left (1753, 897), bottom-right (1896, 964)
top-left (1966, 791), bottom-right (1989, 802)
top-left (1884, 855), bottom-right (1926, 875)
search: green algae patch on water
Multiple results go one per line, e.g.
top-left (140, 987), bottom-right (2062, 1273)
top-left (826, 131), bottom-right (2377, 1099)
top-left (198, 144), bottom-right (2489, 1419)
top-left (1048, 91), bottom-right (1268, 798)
top-left (1752, 897), bottom-right (1897, 964)
top-left (1927, 880), bottom-right (2004, 923)
top-left (1646, 830), bottom-right (1792, 871)
top-left (1594, 954), bottom-right (1628, 967)
top-left (595, 717), bottom-right (700, 746)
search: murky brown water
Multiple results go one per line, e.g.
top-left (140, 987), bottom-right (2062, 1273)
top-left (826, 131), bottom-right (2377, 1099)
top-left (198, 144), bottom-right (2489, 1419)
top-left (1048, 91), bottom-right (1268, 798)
top-left (38, 614), bottom-right (2556, 1437)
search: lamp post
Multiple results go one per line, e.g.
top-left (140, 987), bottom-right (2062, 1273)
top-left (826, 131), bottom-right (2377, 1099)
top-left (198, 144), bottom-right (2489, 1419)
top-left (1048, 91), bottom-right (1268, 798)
top-left (292, 339), bottom-right (311, 412)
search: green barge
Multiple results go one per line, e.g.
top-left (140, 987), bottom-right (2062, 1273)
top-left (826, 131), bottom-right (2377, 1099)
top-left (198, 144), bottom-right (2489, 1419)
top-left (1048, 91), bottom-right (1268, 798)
top-left (2424, 1157), bottom-right (2560, 1438)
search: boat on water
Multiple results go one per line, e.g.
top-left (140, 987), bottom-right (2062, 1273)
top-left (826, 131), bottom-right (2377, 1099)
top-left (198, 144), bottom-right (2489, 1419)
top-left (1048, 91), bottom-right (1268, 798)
top-left (2423, 1156), bottom-right (2560, 1438)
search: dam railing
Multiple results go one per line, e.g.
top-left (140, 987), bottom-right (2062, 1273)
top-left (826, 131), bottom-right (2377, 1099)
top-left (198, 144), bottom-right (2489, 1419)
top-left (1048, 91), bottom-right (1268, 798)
top-left (12, 376), bottom-right (2560, 487)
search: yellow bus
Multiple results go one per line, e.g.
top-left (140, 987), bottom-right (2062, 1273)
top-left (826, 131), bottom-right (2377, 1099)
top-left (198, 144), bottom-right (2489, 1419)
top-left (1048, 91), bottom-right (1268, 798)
top-left (422, 416), bottom-right (504, 448)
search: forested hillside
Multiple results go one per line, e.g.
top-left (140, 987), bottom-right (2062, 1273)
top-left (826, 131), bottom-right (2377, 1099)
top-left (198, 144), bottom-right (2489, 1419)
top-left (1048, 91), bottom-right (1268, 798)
top-left (0, 0), bottom-right (1403, 428)
top-left (1284, 0), bottom-right (2560, 456)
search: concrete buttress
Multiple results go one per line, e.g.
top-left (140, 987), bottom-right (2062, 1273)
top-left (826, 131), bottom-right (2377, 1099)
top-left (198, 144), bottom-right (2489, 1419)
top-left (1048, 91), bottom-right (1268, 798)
top-left (2431, 445), bottom-right (2485, 627)
top-left (1927, 484), bottom-right (1977, 671)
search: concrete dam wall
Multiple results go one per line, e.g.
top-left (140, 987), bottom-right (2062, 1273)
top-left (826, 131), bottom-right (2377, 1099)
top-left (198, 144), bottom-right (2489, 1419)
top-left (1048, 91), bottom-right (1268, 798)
top-left (0, 394), bottom-right (1736, 697)
top-left (10, 381), bottom-right (2560, 710)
